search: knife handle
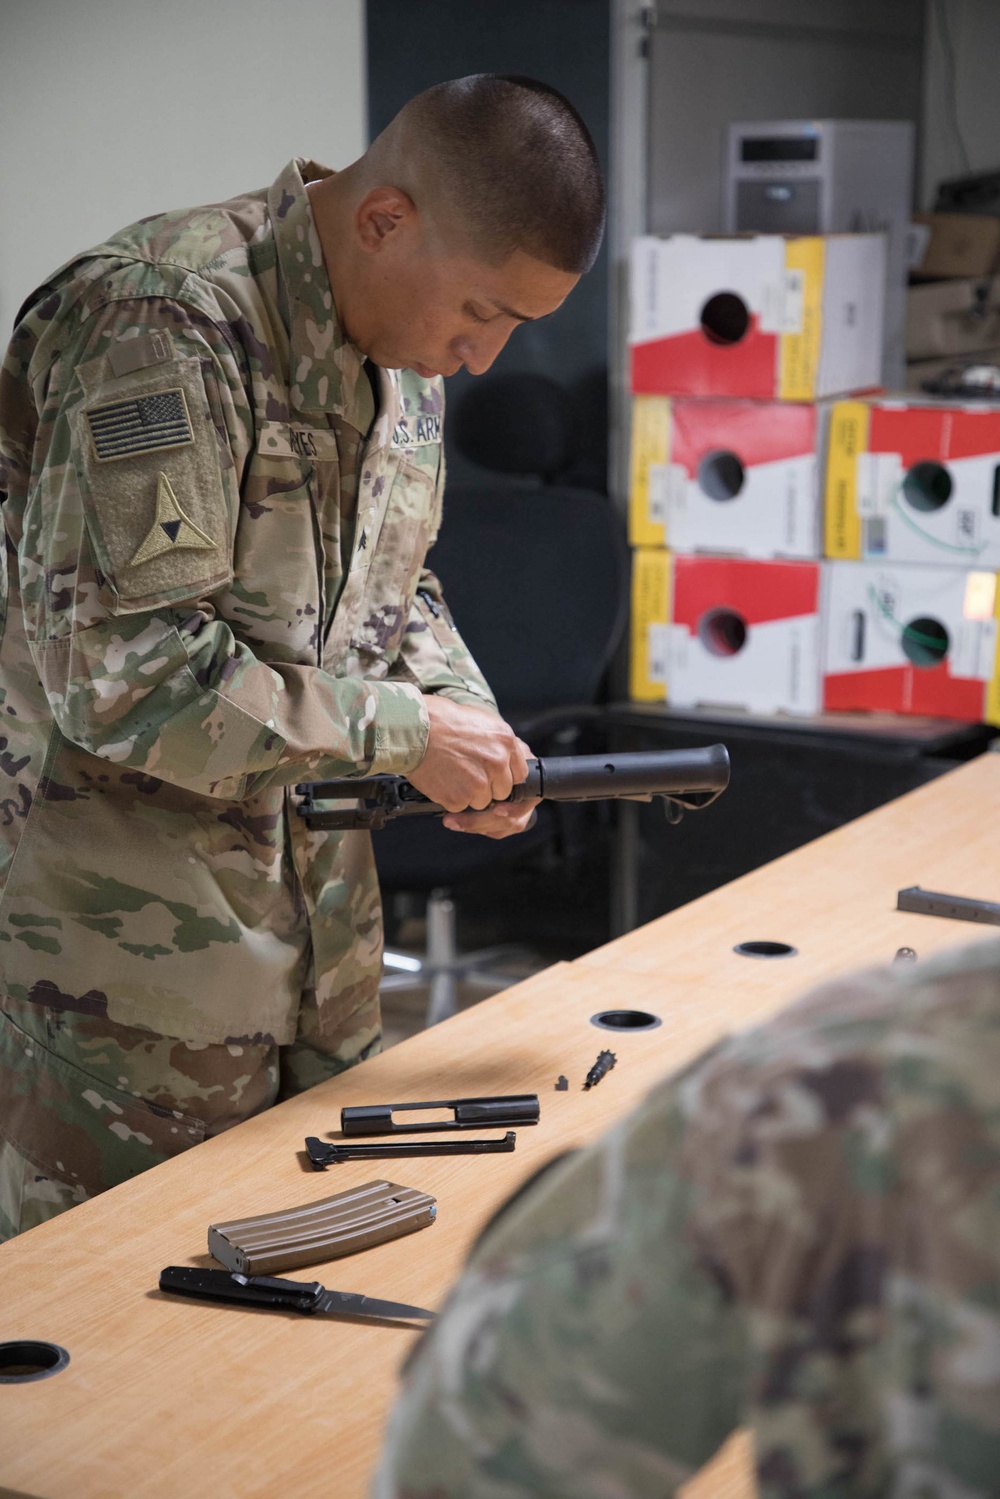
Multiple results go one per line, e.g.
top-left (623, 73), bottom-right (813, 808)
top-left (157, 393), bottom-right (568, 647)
top-left (159, 1265), bottom-right (323, 1313)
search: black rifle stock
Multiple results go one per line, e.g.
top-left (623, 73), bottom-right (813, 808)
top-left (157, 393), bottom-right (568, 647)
top-left (296, 745), bottom-right (730, 831)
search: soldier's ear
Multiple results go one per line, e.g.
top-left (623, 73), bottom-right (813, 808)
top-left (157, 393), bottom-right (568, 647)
top-left (356, 186), bottom-right (417, 252)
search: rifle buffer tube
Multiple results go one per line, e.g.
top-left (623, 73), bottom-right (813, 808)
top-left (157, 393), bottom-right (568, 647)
top-left (509, 745), bottom-right (730, 803)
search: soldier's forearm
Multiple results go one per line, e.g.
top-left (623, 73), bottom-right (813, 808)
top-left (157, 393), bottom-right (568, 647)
top-left (30, 609), bottom-right (429, 800)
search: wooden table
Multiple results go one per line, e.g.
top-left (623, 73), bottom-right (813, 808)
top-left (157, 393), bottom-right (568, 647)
top-left (605, 701), bottom-right (994, 936)
top-left (3, 753), bottom-right (999, 1499)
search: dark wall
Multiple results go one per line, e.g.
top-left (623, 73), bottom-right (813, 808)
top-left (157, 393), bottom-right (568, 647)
top-left (366, 0), bottom-right (611, 491)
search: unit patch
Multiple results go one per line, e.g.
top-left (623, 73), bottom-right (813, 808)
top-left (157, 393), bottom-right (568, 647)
top-left (85, 387), bottom-right (194, 462)
top-left (129, 473), bottom-right (216, 569)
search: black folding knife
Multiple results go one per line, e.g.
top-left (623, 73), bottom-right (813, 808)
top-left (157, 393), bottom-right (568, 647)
top-left (159, 1265), bottom-right (434, 1323)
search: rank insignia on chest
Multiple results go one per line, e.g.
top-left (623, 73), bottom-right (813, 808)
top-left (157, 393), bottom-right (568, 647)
top-left (129, 472), bottom-right (216, 568)
top-left (84, 387), bottom-right (194, 462)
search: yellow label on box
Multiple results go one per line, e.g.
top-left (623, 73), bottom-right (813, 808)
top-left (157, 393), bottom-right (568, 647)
top-left (629, 547), bottom-right (672, 702)
top-left (824, 401), bottom-right (870, 559)
top-left (985, 574), bottom-right (1000, 727)
top-left (628, 396), bottom-right (672, 547)
top-left (780, 237), bottom-right (825, 401)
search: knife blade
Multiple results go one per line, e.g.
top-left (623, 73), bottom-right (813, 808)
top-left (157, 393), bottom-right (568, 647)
top-left (159, 1265), bottom-right (435, 1323)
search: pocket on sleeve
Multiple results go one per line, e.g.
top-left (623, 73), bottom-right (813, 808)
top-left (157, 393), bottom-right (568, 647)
top-left (75, 357), bottom-right (234, 612)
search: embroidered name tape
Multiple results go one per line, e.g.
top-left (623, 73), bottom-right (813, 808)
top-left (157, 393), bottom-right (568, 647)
top-left (257, 421), bottom-right (340, 460)
top-left (392, 413), bottom-right (442, 448)
top-left (85, 387), bottom-right (193, 463)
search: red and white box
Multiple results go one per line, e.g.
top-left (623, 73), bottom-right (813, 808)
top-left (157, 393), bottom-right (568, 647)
top-left (629, 395), bottom-right (827, 557)
top-left (822, 561), bottom-right (1000, 722)
top-left (629, 232), bottom-right (885, 401)
top-left (630, 549), bottom-right (822, 715)
top-left (825, 398), bottom-right (1000, 569)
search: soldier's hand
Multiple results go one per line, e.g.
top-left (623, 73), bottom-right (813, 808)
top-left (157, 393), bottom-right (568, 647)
top-left (409, 697), bottom-right (530, 814)
top-left (441, 798), bottom-right (540, 839)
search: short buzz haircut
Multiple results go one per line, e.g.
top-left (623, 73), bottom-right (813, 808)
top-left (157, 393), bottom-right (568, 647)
top-left (393, 74), bottom-right (605, 274)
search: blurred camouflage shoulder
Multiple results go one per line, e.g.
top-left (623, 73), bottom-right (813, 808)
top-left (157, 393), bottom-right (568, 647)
top-left (373, 939), bottom-right (1000, 1498)
top-left (675, 936), bottom-right (1000, 1495)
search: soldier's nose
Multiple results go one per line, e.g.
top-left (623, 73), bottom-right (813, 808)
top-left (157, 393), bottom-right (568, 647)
top-left (455, 330), bottom-right (509, 378)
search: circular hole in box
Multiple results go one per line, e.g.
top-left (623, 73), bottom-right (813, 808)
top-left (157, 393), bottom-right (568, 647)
top-left (698, 607), bottom-right (747, 657)
top-left (700, 291), bottom-right (750, 346)
top-left (0, 1340), bottom-right (70, 1384)
top-left (901, 615), bottom-right (949, 668)
top-left (698, 449), bottom-right (745, 501)
top-left (590, 1009), bottom-right (662, 1032)
top-left (734, 940), bottom-right (798, 959)
top-left (902, 461), bottom-right (953, 513)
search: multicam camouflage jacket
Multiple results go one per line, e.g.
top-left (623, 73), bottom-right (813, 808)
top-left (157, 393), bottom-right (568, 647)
top-left (0, 157), bottom-right (496, 1051)
top-left (374, 938), bottom-right (1000, 1498)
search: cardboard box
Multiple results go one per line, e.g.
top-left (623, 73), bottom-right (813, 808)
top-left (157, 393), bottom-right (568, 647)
top-left (629, 395), bottom-right (825, 556)
top-left (905, 350), bottom-right (1000, 394)
top-left (825, 398), bottom-right (1000, 568)
top-left (630, 549), bottom-right (822, 714)
top-left (911, 212), bottom-right (1000, 280)
top-left (906, 276), bottom-right (1000, 361)
top-left (629, 233), bottom-right (885, 401)
top-left (823, 561), bottom-right (1000, 722)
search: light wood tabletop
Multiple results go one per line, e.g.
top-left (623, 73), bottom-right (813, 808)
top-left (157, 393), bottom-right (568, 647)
top-left (2, 752), bottom-right (999, 1499)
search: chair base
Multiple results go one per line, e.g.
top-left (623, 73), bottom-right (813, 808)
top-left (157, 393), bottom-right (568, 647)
top-left (381, 888), bottom-right (541, 1027)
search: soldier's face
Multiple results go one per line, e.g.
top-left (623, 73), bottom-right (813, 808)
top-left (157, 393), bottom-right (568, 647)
top-left (356, 242), bottom-right (579, 378)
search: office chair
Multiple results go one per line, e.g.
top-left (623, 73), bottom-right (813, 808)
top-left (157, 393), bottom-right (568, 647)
top-left (377, 372), bottom-right (628, 1025)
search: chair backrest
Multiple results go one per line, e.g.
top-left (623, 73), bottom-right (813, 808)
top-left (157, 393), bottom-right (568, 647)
top-left (426, 482), bottom-right (628, 714)
top-left (427, 371), bottom-right (627, 715)
top-left (374, 374), bottom-right (624, 898)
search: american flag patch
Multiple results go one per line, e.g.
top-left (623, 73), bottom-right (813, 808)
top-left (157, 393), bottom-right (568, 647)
top-left (85, 387), bottom-right (194, 462)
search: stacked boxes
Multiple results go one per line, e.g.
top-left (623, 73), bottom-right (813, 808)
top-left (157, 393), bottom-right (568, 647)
top-left (906, 216), bottom-right (1000, 391)
top-left (630, 550), bottom-right (823, 714)
top-left (820, 396), bottom-right (1000, 721)
top-left (629, 395), bottom-right (826, 558)
top-left (823, 561), bottom-right (1000, 722)
top-left (628, 231), bottom-right (884, 716)
top-left (627, 232), bottom-right (1000, 724)
top-left (825, 398), bottom-right (1000, 567)
top-left (630, 233), bottom-right (885, 400)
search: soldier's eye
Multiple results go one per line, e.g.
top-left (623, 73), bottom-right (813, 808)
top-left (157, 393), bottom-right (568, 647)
top-left (464, 303), bottom-right (492, 324)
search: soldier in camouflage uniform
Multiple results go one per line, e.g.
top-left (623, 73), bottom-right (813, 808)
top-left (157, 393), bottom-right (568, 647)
top-left (0, 76), bottom-right (605, 1236)
top-left (374, 938), bottom-right (1000, 1498)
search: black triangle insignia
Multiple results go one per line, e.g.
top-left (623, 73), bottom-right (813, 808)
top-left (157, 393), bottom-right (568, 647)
top-left (160, 519), bottom-right (181, 542)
